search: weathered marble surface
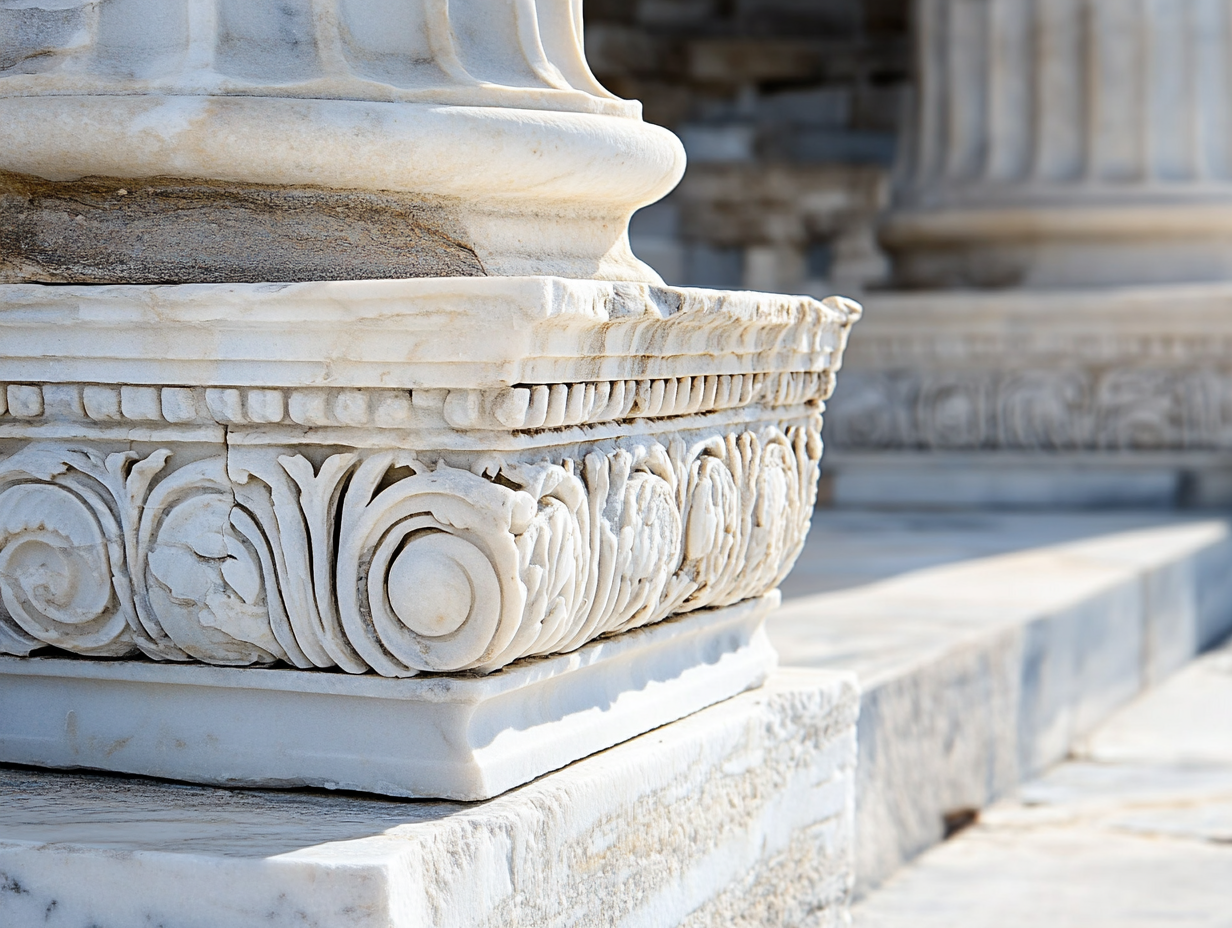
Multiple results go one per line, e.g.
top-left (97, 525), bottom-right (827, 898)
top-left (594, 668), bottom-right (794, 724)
top-left (852, 635), bottom-right (1232, 927)
top-left (0, 596), bottom-right (776, 800)
top-left (0, 276), bottom-right (857, 796)
top-left (0, 0), bottom-right (631, 114)
top-left (0, 668), bottom-right (858, 928)
top-left (0, 0), bottom-right (684, 283)
top-left (771, 510), bottom-right (1232, 894)
top-left (0, 279), bottom-right (859, 676)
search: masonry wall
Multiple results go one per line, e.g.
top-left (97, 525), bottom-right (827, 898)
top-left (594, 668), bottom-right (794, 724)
top-left (585, 0), bottom-right (911, 296)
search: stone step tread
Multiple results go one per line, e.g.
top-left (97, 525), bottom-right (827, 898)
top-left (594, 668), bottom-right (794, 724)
top-left (0, 670), bottom-right (859, 928)
top-left (852, 639), bottom-right (1232, 927)
top-left (768, 510), bottom-right (1232, 894)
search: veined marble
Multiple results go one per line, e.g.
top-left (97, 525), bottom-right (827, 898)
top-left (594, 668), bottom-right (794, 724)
top-left (0, 0), bottom-right (863, 806)
top-left (0, 278), bottom-right (860, 676)
top-left (0, 0), bottom-right (685, 283)
top-left (0, 668), bottom-right (859, 928)
top-left (0, 596), bottom-right (778, 800)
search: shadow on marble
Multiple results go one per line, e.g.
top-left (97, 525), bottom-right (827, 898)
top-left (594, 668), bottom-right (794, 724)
top-left (852, 636), bottom-right (1232, 927)
top-left (771, 509), bottom-right (1232, 896)
top-left (779, 509), bottom-right (1220, 601)
top-left (0, 765), bottom-right (455, 858)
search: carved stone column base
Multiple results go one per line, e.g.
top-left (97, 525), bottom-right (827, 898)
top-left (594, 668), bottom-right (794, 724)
top-left (0, 595), bottom-right (775, 800)
top-left (0, 276), bottom-right (858, 796)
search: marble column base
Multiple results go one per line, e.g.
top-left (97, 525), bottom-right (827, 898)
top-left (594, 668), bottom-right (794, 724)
top-left (0, 277), bottom-right (857, 797)
top-left (0, 666), bottom-right (857, 928)
top-left (825, 283), bottom-right (1232, 508)
top-left (0, 595), bottom-right (776, 801)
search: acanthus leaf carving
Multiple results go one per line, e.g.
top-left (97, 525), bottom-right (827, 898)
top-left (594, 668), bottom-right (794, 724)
top-left (139, 457), bottom-right (288, 667)
top-left (0, 416), bottom-right (823, 677)
top-left (827, 367), bottom-right (1232, 453)
top-left (0, 445), bottom-right (154, 659)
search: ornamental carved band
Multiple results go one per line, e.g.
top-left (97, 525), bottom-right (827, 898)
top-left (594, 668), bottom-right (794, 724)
top-left (827, 368), bottom-right (1232, 452)
top-left (0, 422), bottom-right (821, 675)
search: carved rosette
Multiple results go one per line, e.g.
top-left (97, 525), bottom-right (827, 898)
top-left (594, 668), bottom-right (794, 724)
top-left (0, 421), bottom-right (822, 676)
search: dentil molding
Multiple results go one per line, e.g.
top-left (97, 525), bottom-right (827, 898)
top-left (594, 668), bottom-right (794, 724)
top-left (0, 279), bottom-right (861, 676)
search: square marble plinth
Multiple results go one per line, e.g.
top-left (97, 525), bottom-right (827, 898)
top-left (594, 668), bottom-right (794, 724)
top-left (0, 596), bottom-right (776, 801)
top-left (0, 668), bottom-right (857, 928)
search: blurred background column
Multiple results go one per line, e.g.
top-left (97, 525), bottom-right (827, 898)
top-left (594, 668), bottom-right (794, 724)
top-left (885, 0), bottom-right (1232, 289)
top-left (824, 0), bottom-right (1232, 508)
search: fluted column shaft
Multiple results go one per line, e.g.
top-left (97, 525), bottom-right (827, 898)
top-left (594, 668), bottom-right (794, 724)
top-left (0, 0), bottom-right (685, 284)
top-left (885, 0), bottom-right (1232, 288)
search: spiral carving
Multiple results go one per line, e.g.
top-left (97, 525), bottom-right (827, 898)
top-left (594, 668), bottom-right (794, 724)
top-left (0, 419), bottom-right (823, 676)
top-left (333, 455), bottom-right (529, 676)
top-left (0, 481), bottom-right (131, 656)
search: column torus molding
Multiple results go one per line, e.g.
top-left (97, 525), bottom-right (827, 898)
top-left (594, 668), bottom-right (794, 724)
top-left (0, 0), bottom-right (685, 285)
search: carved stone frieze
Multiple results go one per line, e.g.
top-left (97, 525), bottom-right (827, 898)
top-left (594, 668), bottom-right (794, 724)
top-left (0, 418), bottom-right (822, 675)
top-left (826, 287), bottom-right (1232, 457)
top-left (827, 368), bottom-right (1232, 453)
top-left (0, 279), bottom-right (857, 681)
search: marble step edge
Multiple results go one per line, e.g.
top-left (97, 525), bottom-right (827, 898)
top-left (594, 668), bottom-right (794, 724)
top-left (0, 665), bottom-right (859, 928)
top-left (770, 516), bottom-right (1232, 895)
top-left (0, 593), bottom-right (779, 801)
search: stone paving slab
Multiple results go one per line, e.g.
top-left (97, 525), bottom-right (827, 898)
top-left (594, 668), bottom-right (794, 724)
top-left (1077, 641), bottom-right (1232, 766)
top-left (852, 636), bottom-right (1232, 926)
top-left (771, 510), bottom-right (1232, 894)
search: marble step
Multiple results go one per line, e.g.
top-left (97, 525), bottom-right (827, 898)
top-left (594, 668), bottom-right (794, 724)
top-left (770, 509), bottom-right (1232, 895)
top-left (851, 634), bottom-right (1232, 927)
top-left (0, 668), bottom-right (857, 928)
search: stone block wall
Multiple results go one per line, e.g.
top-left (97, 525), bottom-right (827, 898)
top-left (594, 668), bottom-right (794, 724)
top-left (586, 0), bottom-right (909, 295)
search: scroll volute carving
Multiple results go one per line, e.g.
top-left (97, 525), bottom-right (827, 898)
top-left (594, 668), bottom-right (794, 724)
top-left (0, 420), bottom-right (824, 676)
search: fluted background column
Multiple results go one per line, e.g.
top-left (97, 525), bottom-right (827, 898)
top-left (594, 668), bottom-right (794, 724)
top-left (883, 0), bottom-right (1232, 288)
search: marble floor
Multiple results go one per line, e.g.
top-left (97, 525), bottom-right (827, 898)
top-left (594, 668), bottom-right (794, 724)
top-left (852, 633), bottom-right (1232, 927)
top-left (779, 509), bottom-right (1221, 601)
